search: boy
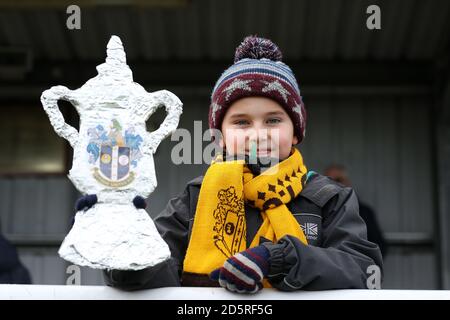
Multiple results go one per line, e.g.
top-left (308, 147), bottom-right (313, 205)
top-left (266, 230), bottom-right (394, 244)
top-left (98, 36), bottom-right (382, 293)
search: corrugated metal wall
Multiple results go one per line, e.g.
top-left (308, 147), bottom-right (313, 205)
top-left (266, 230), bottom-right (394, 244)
top-left (302, 95), bottom-right (434, 236)
top-left (300, 94), bottom-right (437, 289)
top-left (0, 92), bottom-right (436, 288)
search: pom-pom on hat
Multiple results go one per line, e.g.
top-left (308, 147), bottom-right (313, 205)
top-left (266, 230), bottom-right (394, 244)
top-left (209, 36), bottom-right (307, 143)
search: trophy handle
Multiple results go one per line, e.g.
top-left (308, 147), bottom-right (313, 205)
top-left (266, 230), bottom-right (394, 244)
top-left (40, 85), bottom-right (80, 149)
top-left (143, 90), bottom-right (182, 153)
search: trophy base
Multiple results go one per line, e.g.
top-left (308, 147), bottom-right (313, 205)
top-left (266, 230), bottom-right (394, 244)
top-left (58, 203), bottom-right (171, 270)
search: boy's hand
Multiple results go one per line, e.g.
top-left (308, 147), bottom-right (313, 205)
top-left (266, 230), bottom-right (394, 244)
top-left (209, 245), bottom-right (270, 294)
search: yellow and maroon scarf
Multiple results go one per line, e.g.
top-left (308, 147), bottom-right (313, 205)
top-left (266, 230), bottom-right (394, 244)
top-left (183, 147), bottom-right (308, 278)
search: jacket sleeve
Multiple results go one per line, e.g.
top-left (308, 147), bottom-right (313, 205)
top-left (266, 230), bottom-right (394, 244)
top-left (0, 234), bottom-right (32, 284)
top-left (103, 183), bottom-right (194, 290)
top-left (262, 187), bottom-right (383, 291)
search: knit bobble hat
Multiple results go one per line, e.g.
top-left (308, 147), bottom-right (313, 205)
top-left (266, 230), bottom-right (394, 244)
top-left (209, 36), bottom-right (307, 143)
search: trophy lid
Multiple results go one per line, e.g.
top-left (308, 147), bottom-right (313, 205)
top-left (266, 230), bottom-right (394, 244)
top-left (71, 35), bottom-right (144, 107)
top-left (95, 35), bottom-right (133, 81)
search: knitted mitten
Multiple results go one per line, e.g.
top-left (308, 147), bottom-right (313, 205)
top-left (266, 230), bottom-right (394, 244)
top-left (210, 245), bottom-right (270, 294)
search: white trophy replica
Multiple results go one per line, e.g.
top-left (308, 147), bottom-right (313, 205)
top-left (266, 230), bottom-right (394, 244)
top-left (40, 35), bottom-right (182, 270)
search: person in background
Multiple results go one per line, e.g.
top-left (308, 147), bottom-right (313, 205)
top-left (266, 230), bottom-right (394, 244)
top-left (0, 221), bottom-right (32, 284)
top-left (324, 164), bottom-right (387, 257)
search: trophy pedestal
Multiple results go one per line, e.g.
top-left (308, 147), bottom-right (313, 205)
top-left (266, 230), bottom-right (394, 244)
top-left (59, 203), bottom-right (171, 270)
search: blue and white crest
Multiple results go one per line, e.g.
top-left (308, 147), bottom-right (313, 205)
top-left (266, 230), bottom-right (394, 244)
top-left (87, 119), bottom-right (143, 187)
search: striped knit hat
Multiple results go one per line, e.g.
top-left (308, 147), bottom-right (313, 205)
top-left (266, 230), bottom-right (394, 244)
top-left (209, 36), bottom-right (306, 143)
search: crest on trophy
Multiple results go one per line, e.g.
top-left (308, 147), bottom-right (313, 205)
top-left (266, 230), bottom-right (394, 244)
top-left (87, 119), bottom-right (143, 187)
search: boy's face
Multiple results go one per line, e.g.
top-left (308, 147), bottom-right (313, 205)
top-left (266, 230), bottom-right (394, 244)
top-left (220, 97), bottom-right (298, 161)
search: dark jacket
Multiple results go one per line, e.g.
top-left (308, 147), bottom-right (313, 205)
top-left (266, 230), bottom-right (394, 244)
top-left (0, 233), bottom-right (32, 284)
top-left (104, 172), bottom-right (383, 291)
